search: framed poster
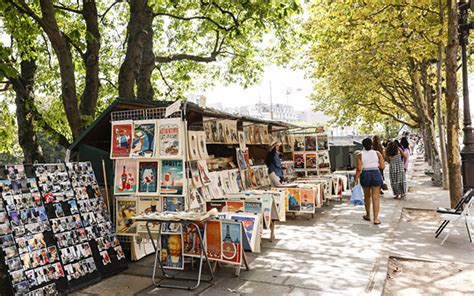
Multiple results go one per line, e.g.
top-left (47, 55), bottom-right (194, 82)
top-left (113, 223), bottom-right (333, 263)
top-left (158, 118), bottom-right (183, 158)
top-left (138, 161), bottom-right (158, 194)
top-left (116, 198), bottom-right (137, 235)
top-left (110, 121), bottom-right (133, 158)
top-left (160, 160), bottom-right (184, 195)
top-left (221, 221), bottom-right (242, 264)
top-left (160, 234), bottom-right (184, 270)
top-left (131, 120), bottom-right (156, 158)
top-left (114, 159), bottom-right (138, 195)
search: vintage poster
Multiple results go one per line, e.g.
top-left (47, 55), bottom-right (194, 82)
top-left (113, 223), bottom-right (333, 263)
top-left (198, 160), bottom-right (212, 185)
top-left (261, 125), bottom-right (271, 144)
top-left (229, 214), bottom-right (257, 250)
top-left (160, 160), bottom-right (184, 195)
top-left (226, 201), bottom-right (244, 212)
top-left (287, 188), bottom-right (301, 212)
top-left (293, 136), bottom-right (305, 152)
top-left (190, 161), bottom-right (203, 188)
top-left (236, 148), bottom-right (247, 170)
top-left (216, 120), bottom-right (225, 143)
top-left (138, 161), bottom-right (158, 194)
top-left (116, 199), bottom-right (137, 235)
top-left (317, 135), bottom-right (328, 150)
top-left (209, 121), bottom-right (218, 143)
top-left (131, 120), bottom-right (156, 158)
top-left (183, 223), bottom-right (204, 257)
top-left (260, 195), bottom-right (273, 228)
top-left (248, 168), bottom-right (258, 188)
top-left (305, 153), bottom-right (317, 169)
top-left (305, 136), bottom-right (317, 151)
top-left (227, 170), bottom-right (240, 193)
top-left (221, 221), bottom-right (242, 264)
top-left (300, 188), bottom-right (316, 213)
top-left (293, 153), bottom-right (305, 169)
top-left (317, 151), bottom-right (331, 169)
top-left (110, 121), bottom-right (133, 158)
top-left (160, 233), bottom-right (184, 270)
top-left (203, 121), bottom-right (214, 143)
top-left (164, 196), bottom-right (185, 212)
top-left (206, 220), bottom-right (222, 260)
top-left (188, 131), bottom-right (199, 161)
top-left (206, 201), bottom-right (226, 212)
top-left (158, 119), bottom-right (182, 158)
top-left (238, 131), bottom-right (246, 150)
top-left (228, 120), bottom-right (239, 143)
top-left (244, 201), bottom-right (262, 215)
top-left (137, 196), bottom-right (161, 233)
top-left (197, 131), bottom-right (209, 159)
top-left (114, 159), bottom-right (138, 195)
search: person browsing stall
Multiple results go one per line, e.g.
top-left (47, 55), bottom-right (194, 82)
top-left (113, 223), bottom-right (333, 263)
top-left (355, 138), bottom-right (385, 225)
top-left (265, 140), bottom-right (284, 186)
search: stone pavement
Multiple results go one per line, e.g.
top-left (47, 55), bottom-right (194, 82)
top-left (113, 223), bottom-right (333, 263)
top-left (74, 154), bottom-right (473, 296)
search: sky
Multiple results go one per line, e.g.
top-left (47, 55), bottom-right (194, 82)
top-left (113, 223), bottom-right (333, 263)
top-left (202, 65), bottom-right (315, 111)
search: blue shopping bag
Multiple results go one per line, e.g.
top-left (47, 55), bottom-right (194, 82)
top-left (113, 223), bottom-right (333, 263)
top-left (350, 184), bottom-right (364, 206)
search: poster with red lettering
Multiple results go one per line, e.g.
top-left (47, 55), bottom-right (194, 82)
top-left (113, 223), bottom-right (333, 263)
top-left (158, 119), bottom-right (183, 158)
top-left (110, 121), bottom-right (133, 158)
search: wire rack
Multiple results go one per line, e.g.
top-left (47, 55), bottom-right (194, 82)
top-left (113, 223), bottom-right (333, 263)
top-left (111, 107), bottom-right (182, 122)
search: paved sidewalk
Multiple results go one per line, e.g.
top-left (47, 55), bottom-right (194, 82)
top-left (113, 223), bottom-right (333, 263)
top-left (75, 154), bottom-right (473, 296)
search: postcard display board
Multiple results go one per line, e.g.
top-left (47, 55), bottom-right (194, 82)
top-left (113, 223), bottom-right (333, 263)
top-left (0, 163), bottom-right (126, 295)
top-left (292, 130), bottom-right (331, 177)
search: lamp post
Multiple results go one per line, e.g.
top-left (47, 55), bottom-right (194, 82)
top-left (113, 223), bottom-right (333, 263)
top-left (459, 0), bottom-right (474, 189)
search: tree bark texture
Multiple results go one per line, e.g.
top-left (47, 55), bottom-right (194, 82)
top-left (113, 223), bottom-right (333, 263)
top-left (118, 0), bottom-right (153, 99)
top-left (9, 58), bottom-right (45, 163)
top-left (136, 3), bottom-right (155, 100)
top-left (437, 0), bottom-right (449, 189)
top-left (79, 0), bottom-right (100, 119)
top-left (39, 0), bottom-right (82, 139)
top-left (445, 0), bottom-right (463, 207)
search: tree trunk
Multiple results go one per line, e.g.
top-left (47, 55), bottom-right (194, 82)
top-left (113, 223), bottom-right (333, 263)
top-left (39, 0), bottom-right (82, 139)
top-left (446, 0), bottom-right (463, 207)
top-left (79, 0), bottom-right (100, 120)
top-left (437, 0), bottom-right (449, 189)
top-left (137, 3), bottom-right (155, 100)
top-left (9, 58), bottom-right (45, 163)
top-left (118, 0), bottom-right (152, 98)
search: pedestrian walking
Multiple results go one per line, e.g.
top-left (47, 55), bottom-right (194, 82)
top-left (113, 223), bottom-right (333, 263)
top-left (355, 138), bottom-right (385, 225)
top-left (386, 141), bottom-right (407, 199)
top-left (400, 137), bottom-right (410, 171)
top-left (372, 135), bottom-right (387, 195)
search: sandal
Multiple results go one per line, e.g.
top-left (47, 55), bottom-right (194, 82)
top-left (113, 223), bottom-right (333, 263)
top-left (363, 215), bottom-right (370, 221)
top-left (374, 220), bottom-right (381, 225)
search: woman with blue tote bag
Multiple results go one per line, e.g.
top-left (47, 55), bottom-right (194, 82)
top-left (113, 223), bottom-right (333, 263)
top-left (354, 138), bottom-right (385, 225)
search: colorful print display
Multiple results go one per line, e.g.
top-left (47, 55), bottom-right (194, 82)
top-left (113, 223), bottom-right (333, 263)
top-left (111, 121), bottom-right (133, 158)
top-left (286, 188), bottom-right (317, 213)
top-left (292, 132), bottom-right (330, 175)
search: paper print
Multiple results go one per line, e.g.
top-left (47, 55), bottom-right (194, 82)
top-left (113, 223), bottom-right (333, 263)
top-left (221, 221), bottom-right (242, 264)
top-left (305, 153), bottom-right (317, 169)
top-left (164, 196), bottom-right (185, 212)
top-left (131, 120), bottom-right (156, 158)
top-left (113, 159), bottom-right (138, 195)
top-left (206, 220), bottom-right (222, 260)
top-left (305, 136), bottom-right (317, 151)
top-left (160, 160), bottom-right (184, 195)
top-left (317, 151), bottom-right (331, 169)
top-left (229, 214), bottom-right (256, 248)
top-left (111, 121), bottom-right (133, 158)
top-left (293, 153), bottom-right (305, 169)
top-left (248, 168), bottom-right (258, 188)
top-left (260, 195), bottom-right (273, 228)
top-left (183, 223), bottom-right (204, 257)
top-left (293, 136), bottom-right (305, 152)
top-left (206, 201), bottom-right (226, 212)
top-left (188, 131), bottom-right (199, 160)
top-left (198, 160), bottom-right (212, 185)
top-left (226, 201), bottom-right (244, 212)
top-left (116, 199), bottom-right (137, 235)
top-left (236, 149), bottom-right (247, 170)
top-left (317, 135), bottom-right (328, 150)
top-left (138, 161), bottom-right (158, 194)
top-left (5, 164), bottom-right (26, 180)
top-left (287, 188), bottom-right (301, 212)
top-left (160, 233), bottom-right (184, 270)
top-left (158, 119), bottom-right (183, 157)
top-left (203, 120), bottom-right (214, 143)
top-left (244, 201), bottom-right (262, 215)
top-left (300, 189), bottom-right (316, 213)
top-left (238, 131), bottom-right (246, 150)
top-left (197, 131), bottom-right (209, 159)
top-left (190, 161), bottom-right (203, 188)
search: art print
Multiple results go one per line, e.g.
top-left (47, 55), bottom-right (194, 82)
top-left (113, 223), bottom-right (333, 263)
top-left (305, 153), bottom-right (317, 169)
top-left (197, 131), bottom-right (209, 159)
top-left (226, 201), bottom-right (244, 212)
top-left (317, 151), bottom-right (330, 169)
top-left (183, 223), bottom-right (204, 257)
top-left (110, 121), bottom-right (133, 158)
top-left (206, 201), bottom-right (226, 212)
top-left (114, 159), bottom-right (138, 195)
top-left (160, 160), bottom-right (184, 195)
top-left (236, 148), bottom-right (247, 170)
top-left (161, 222), bottom-right (182, 234)
top-left (293, 153), bottom-right (305, 169)
top-left (164, 196), bottom-right (184, 212)
top-left (229, 215), bottom-right (256, 248)
top-left (248, 168), bottom-right (258, 188)
top-left (293, 136), bottom-right (305, 151)
top-left (160, 233), bottom-right (184, 270)
top-left (131, 120), bottom-right (156, 158)
top-left (203, 120), bottom-right (214, 143)
top-left (13, 280), bottom-right (29, 294)
top-left (101, 250), bottom-right (111, 265)
top-left (317, 135), bottom-right (328, 150)
top-left (216, 121), bottom-right (225, 143)
top-left (300, 189), bottom-right (316, 213)
top-left (198, 160), bottom-right (212, 185)
top-left (305, 136), bottom-right (317, 151)
top-left (205, 220), bottom-right (222, 260)
top-left (158, 119), bottom-right (182, 158)
top-left (138, 161), bottom-right (158, 194)
top-left (190, 161), bottom-right (203, 188)
top-left (221, 221), bottom-right (242, 264)
top-left (188, 131), bottom-right (199, 160)
top-left (116, 199), bottom-right (137, 235)
top-left (5, 164), bottom-right (26, 180)
top-left (287, 188), bottom-right (301, 211)
top-left (244, 201), bottom-right (262, 215)
top-left (238, 131), bottom-right (246, 150)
